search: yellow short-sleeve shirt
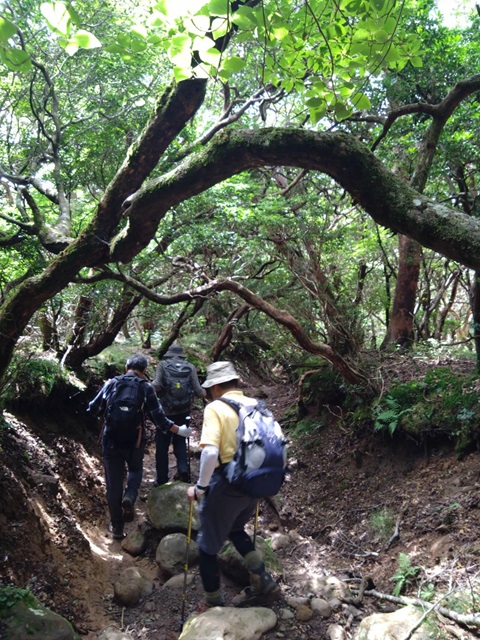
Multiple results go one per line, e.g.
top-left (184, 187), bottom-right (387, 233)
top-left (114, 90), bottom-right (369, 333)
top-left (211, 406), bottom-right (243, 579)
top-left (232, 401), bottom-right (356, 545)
top-left (199, 390), bottom-right (256, 464)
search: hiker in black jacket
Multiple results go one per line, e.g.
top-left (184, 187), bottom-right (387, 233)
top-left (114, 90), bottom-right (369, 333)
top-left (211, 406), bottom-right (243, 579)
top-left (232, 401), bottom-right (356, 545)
top-left (88, 354), bottom-right (192, 540)
top-left (153, 344), bottom-right (206, 484)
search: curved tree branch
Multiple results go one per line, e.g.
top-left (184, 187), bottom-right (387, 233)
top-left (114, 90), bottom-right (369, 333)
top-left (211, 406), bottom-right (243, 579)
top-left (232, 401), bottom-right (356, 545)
top-left (372, 74), bottom-right (480, 152)
top-left (77, 268), bottom-right (370, 386)
top-left (118, 127), bottom-right (480, 271)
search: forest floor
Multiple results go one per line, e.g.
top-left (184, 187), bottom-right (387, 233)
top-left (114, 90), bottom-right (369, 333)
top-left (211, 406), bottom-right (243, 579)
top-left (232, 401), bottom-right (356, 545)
top-left (1, 355), bottom-right (480, 639)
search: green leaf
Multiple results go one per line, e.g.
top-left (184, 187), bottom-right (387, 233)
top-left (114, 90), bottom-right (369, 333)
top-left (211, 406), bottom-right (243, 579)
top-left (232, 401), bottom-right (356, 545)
top-left (305, 97), bottom-right (324, 108)
top-left (309, 103), bottom-right (327, 125)
top-left (373, 29), bottom-right (389, 44)
top-left (174, 65), bottom-right (192, 81)
top-left (63, 38), bottom-right (78, 56)
top-left (168, 33), bottom-right (192, 65)
top-left (352, 92), bottom-right (371, 110)
top-left (220, 55), bottom-right (246, 73)
top-left (232, 5), bottom-right (257, 29)
top-left (334, 100), bottom-right (353, 121)
top-left (383, 46), bottom-right (400, 64)
top-left (352, 28), bottom-right (370, 42)
top-left (104, 43), bottom-right (124, 54)
top-left (0, 17), bottom-right (17, 44)
top-left (192, 34), bottom-right (216, 53)
top-left (186, 15), bottom-right (211, 36)
top-left (200, 46), bottom-right (221, 66)
top-left (40, 2), bottom-right (72, 37)
top-left (68, 30), bottom-right (102, 50)
top-left (0, 46), bottom-right (32, 72)
top-left (208, 0), bottom-right (229, 17)
top-left (272, 25), bottom-right (289, 40)
top-left (169, 33), bottom-right (191, 54)
top-left (410, 56), bottom-right (423, 68)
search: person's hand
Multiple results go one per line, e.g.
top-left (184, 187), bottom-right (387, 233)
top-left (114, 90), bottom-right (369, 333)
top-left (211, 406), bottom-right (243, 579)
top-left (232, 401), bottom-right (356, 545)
top-left (187, 485), bottom-right (206, 502)
top-left (177, 425), bottom-right (192, 438)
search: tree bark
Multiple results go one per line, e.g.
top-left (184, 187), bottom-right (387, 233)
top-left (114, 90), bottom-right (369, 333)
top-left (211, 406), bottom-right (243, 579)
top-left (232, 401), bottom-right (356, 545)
top-left (382, 235), bottom-right (422, 347)
top-left (379, 75), bottom-right (480, 347)
top-left (212, 303), bottom-right (252, 360)
top-left (64, 290), bottom-right (141, 370)
top-left (119, 127), bottom-right (480, 270)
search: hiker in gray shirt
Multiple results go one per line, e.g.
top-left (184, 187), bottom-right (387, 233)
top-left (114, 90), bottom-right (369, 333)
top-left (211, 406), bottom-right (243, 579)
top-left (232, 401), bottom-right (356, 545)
top-left (153, 344), bottom-right (206, 484)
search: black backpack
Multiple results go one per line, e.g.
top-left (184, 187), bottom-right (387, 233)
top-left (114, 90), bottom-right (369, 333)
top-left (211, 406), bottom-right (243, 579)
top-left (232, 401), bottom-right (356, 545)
top-left (219, 398), bottom-right (288, 498)
top-left (160, 360), bottom-right (193, 414)
top-left (105, 375), bottom-right (147, 445)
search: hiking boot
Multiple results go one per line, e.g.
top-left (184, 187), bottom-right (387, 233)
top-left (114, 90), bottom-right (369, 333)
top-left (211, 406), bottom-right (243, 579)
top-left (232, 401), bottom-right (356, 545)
top-left (121, 496), bottom-right (135, 522)
top-left (108, 522), bottom-right (125, 540)
top-left (249, 570), bottom-right (280, 597)
top-left (204, 590), bottom-right (225, 608)
top-left (179, 471), bottom-right (191, 483)
top-left (197, 598), bottom-right (224, 614)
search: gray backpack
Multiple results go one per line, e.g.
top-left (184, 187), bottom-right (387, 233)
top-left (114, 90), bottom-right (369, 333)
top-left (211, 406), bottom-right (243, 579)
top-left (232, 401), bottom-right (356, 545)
top-left (160, 360), bottom-right (193, 413)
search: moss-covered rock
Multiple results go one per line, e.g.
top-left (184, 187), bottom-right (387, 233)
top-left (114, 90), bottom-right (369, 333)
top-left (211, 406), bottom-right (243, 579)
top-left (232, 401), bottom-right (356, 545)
top-left (0, 592), bottom-right (79, 640)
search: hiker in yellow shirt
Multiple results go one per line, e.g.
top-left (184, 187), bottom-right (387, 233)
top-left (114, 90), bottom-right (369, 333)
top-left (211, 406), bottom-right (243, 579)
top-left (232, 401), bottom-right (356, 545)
top-left (187, 361), bottom-right (279, 608)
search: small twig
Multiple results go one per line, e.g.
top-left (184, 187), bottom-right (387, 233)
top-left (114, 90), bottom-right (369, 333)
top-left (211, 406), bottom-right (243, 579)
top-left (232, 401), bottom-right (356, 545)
top-left (385, 512), bottom-right (403, 550)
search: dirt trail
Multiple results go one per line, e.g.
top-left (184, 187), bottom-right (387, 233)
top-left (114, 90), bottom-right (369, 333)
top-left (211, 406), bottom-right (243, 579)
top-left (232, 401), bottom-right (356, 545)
top-left (1, 381), bottom-right (480, 639)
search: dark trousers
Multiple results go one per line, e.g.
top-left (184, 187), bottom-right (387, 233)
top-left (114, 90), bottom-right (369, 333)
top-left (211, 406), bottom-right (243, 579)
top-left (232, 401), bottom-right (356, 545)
top-left (197, 471), bottom-right (257, 593)
top-left (102, 438), bottom-right (145, 527)
top-left (155, 410), bottom-right (190, 484)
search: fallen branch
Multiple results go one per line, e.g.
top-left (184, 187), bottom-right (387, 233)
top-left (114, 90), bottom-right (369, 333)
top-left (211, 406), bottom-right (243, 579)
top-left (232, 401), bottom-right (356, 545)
top-left (400, 591), bottom-right (451, 640)
top-left (364, 589), bottom-right (480, 627)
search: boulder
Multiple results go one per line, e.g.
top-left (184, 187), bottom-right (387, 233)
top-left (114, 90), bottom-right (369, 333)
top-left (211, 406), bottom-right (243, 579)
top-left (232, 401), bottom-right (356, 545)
top-left (354, 605), bottom-right (430, 640)
top-left (147, 482), bottom-right (199, 532)
top-left (1, 595), bottom-right (78, 640)
top-left (121, 528), bottom-right (147, 556)
top-left (155, 532), bottom-right (199, 576)
top-left (179, 606), bottom-right (277, 640)
top-left (113, 567), bottom-right (154, 607)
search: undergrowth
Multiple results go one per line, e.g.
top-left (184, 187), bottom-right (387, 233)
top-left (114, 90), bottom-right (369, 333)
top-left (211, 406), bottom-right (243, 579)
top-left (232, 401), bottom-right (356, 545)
top-left (361, 367), bottom-right (480, 455)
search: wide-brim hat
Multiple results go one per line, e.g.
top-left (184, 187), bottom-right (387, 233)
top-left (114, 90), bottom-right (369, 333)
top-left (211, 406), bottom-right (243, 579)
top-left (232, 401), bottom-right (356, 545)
top-left (202, 361), bottom-right (239, 388)
top-left (165, 344), bottom-right (185, 358)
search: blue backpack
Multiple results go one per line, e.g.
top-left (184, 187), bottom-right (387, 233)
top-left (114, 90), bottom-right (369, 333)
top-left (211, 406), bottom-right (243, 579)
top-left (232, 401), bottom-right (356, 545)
top-left (219, 398), bottom-right (287, 498)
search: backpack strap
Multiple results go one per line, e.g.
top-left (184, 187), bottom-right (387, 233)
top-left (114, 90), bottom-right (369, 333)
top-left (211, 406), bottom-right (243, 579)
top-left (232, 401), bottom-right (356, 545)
top-left (218, 397), bottom-right (242, 413)
top-left (216, 397), bottom-right (255, 467)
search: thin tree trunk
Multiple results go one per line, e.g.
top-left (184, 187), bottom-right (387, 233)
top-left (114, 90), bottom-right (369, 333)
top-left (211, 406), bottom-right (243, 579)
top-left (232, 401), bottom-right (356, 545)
top-left (382, 236), bottom-right (422, 347)
top-left (380, 77), bottom-right (480, 347)
top-left (64, 291), bottom-right (141, 369)
top-left (156, 299), bottom-right (205, 359)
top-left (212, 303), bottom-right (252, 360)
top-left (471, 272), bottom-right (480, 372)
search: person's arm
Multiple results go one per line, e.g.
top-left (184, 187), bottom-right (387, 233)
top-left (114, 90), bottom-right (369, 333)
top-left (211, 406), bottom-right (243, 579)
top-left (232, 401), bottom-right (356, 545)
top-left (144, 383), bottom-right (192, 437)
top-left (87, 379), bottom-right (113, 416)
top-left (193, 444), bottom-right (219, 499)
top-left (187, 403), bottom-right (222, 502)
top-left (190, 365), bottom-right (207, 399)
top-left (152, 362), bottom-right (163, 395)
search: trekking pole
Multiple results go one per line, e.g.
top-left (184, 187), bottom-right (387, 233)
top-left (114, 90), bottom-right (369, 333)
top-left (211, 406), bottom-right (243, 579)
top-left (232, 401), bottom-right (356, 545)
top-left (180, 499), bottom-right (194, 631)
top-left (253, 501), bottom-right (260, 547)
top-left (186, 415), bottom-right (191, 483)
